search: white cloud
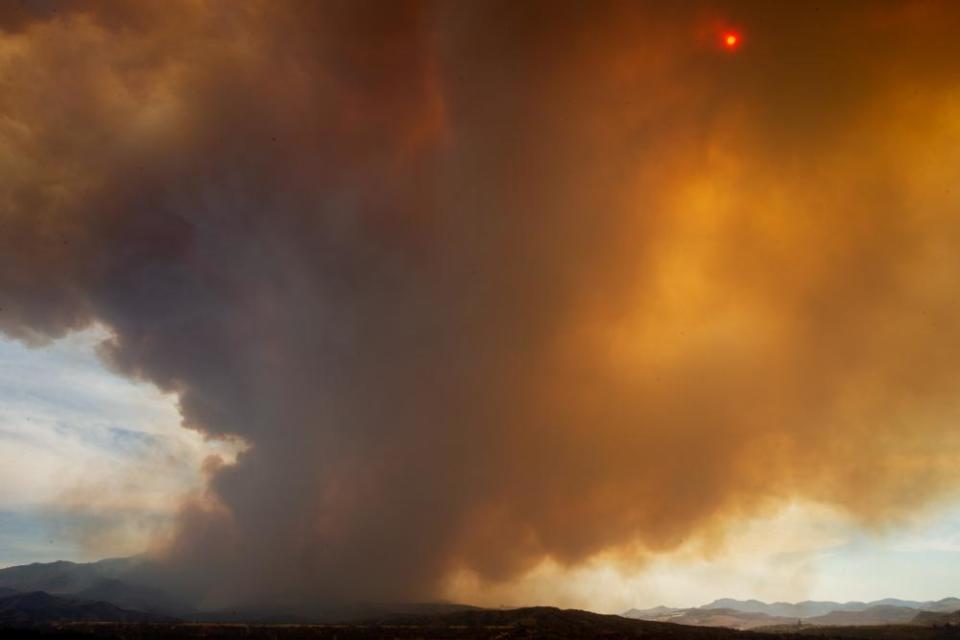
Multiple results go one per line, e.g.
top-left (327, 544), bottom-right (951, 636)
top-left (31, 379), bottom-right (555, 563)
top-left (0, 326), bottom-right (242, 565)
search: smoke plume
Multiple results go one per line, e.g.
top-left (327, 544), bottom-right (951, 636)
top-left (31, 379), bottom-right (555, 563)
top-left (4, 0), bottom-right (960, 609)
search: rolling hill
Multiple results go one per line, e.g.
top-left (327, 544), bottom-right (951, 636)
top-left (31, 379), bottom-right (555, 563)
top-left (0, 591), bottom-right (173, 625)
top-left (0, 558), bottom-right (190, 616)
top-left (624, 597), bottom-right (960, 629)
top-left (913, 609), bottom-right (960, 626)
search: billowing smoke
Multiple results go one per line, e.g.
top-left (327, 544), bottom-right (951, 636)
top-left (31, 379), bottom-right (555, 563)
top-left (4, 0), bottom-right (960, 610)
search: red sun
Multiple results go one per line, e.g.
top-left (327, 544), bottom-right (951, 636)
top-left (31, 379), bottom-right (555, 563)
top-left (722, 32), bottom-right (741, 49)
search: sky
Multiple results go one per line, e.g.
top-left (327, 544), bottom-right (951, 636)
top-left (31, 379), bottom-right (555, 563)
top-left (0, 326), bottom-right (239, 567)
top-left (3, 0), bottom-right (960, 615)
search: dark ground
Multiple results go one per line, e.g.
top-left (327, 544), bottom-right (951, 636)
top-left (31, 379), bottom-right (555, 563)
top-left (1, 608), bottom-right (960, 640)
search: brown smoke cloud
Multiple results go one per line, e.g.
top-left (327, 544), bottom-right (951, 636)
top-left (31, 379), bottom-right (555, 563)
top-left (4, 0), bottom-right (960, 609)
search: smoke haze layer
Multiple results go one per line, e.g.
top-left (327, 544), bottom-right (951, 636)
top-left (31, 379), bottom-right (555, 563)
top-left (4, 0), bottom-right (960, 609)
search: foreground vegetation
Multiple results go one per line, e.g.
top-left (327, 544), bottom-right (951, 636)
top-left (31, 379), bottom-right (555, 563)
top-left (1, 607), bottom-right (959, 640)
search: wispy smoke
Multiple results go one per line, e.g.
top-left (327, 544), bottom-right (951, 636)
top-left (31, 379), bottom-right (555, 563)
top-left (3, 0), bottom-right (960, 610)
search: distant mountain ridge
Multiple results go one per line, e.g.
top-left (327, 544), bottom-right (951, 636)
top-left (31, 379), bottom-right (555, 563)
top-left (2, 557), bottom-right (959, 628)
top-left (625, 607), bottom-right (798, 630)
top-left (0, 590), bottom-right (173, 625)
top-left (700, 597), bottom-right (960, 618)
top-left (0, 558), bottom-right (483, 623)
top-left (804, 605), bottom-right (920, 626)
top-left (0, 557), bottom-right (192, 616)
top-left (624, 597), bottom-right (960, 629)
